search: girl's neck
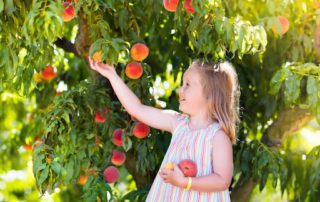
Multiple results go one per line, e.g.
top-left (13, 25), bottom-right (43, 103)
top-left (188, 114), bottom-right (215, 130)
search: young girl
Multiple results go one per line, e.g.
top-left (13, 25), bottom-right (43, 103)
top-left (88, 57), bottom-right (240, 202)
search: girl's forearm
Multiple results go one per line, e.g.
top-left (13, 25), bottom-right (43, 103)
top-left (180, 173), bottom-right (231, 192)
top-left (108, 73), bottom-right (142, 116)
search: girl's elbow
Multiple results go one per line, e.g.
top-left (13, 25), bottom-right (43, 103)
top-left (214, 178), bottom-right (231, 191)
top-left (221, 178), bottom-right (232, 190)
top-left (222, 181), bottom-right (230, 190)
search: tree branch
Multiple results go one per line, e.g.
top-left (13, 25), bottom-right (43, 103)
top-left (261, 106), bottom-right (313, 147)
top-left (231, 106), bottom-right (314, 201)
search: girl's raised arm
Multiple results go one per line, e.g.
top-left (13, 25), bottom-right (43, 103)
top-left (88, 57), bottom-right (180, 133)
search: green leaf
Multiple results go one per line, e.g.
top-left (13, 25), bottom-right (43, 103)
top-left (51, 161), bottom-right (62, 176)
top-left (259, 173), bottom-right (268, 191)
top-left (119, 9), bottom-right (129, 33)
top-left (0, 0), bottom-right (4, 13)
top-left (4, 0), bottom-right (14, 15)
top-left (306, 76), bottom-right (318, 109)
top-left (316, 103), bottom-right (320, 124)
top-left (39, 166), bottom-right (49, 184)
top-left (65, 158), bottom-right (75, 182)
top-left (269, 69), bottom-right (284, 94)
top-left (284, 70), bottom-right (301, 104)
top-left (257, 153), bottom-right (269, 169)
top-left (123, 135), bottom-right (132, 152)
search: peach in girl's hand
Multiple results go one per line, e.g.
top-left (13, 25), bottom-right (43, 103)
top-left (159, 163), bottom-right (186, 188)
top-left (163, 162), bottom-right (174, 170)
top-left (178, 159), bottom-right (197, 177)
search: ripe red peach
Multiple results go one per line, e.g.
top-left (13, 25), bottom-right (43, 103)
top-left (272, 16), bottom-right (289, 35)
top-left (163, 0), bottom-right (179, 12)
top-left (178, 159), bottom-right (197, 177)
top-left (78, 175), bottom-right (87, 185)
top-left (62, 1), bottom-right (76, 22)
top-left (94, 107), bottom-right (109, 123)
top-left (132, 122), bottom-right (150, 139)
top-left (125, 62), bottom-right (143, 79)
top-left (130, 43), bottom-right (149, 61)
top-left (111, 150), bottom-right (126, 166)
top-left (41, 66), bottom-right (56, 81)
top-left (23, 143), bottom-right (33, 151)
top-left (113, 128), bottom-right (123, 147)
top-left (184, 0), bottom-right (195, 14)
top-left (103, 166), bottom-right (120, 183)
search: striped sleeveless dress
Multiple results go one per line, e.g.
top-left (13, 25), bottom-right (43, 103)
top-left (146, 113), bottom-right (231, 202)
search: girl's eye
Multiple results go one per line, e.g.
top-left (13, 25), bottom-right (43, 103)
top-left (186, 83), bottom-right (190, 86)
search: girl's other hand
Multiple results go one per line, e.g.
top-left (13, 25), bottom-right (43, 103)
top-left (88, 56), bottom-right (116, 79)
top-left (159, 164), bottom-right (186, 188)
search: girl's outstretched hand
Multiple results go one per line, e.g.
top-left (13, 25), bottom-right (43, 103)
top-left (87, 56), bottom-right (116, 79)
top-left (159, 164), bottom-right (186, 188)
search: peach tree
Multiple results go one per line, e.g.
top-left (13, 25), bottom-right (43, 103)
top-left (0, 0), bottom-right (320, 201)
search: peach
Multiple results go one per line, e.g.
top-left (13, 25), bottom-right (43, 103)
top-left (130, 43), bottom-right (149, 61)
top-left (113, 128), bottom-right (123, 147)
top-left (132, 122), bottom-right (150, 139)
top-left (163, 0), bottom-right (179, 12)
top-left (78, 174), bottom-right (87, 185)
top-left (184, 0), bottom-right (195, 14)
top-left (103, 166), bottom-right (120, 183)
top-left (89, 45), bottom-right (103, 62)
top-left (41, 66), bottom-right (56, 81)
top-left (163, 162), bottom-right (174, 170)
top-left (272, 16), bottom-right (289, 35)
top-left (125, 62), bottom-right (143, 79)
top-left (62, 1), bottom-right (76, 22)
top-left (111, 150), bottom-right (126, 166)
top-left (95, 112), bottom-right (105, 123)
top-left (94, 107), bottom-right (109, 123)
top-left (93, 51), bottom-right (102, 62)
top-left (178, 159), bottom-right (197, 177)
top-left (33, 72), bottom-right (42, 83)
top-left (23, 143), bottom-right (33, 151)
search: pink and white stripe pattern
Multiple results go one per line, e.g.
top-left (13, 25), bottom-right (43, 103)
top-left (146, 113), bottom-right (231, 202)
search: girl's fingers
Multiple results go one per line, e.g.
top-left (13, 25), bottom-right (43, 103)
top-left (161, 170), bottom-right (168, 175)
top-left (88, 57), bottom-right (96, 70)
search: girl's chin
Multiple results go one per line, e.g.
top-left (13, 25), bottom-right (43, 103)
top-left (179, 105), bottom-right (188, 114)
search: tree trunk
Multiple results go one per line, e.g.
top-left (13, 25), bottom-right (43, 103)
top-left (231, 106), bottom-right (313, 201)
top-left (124, 151), bottom-right (158, 189)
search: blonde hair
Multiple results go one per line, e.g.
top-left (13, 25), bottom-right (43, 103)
top-left (189, 59), bottom-right (241, 144)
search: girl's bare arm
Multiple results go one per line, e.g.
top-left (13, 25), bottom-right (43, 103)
top-left (88, 57), bottom-right (179, 133)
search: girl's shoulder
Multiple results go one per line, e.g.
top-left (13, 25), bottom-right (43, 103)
top-left (171, 113), bottom-right (189, 134)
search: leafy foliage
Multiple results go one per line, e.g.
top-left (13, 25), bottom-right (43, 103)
top-left (0, 0), bottom-right (320, 201)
